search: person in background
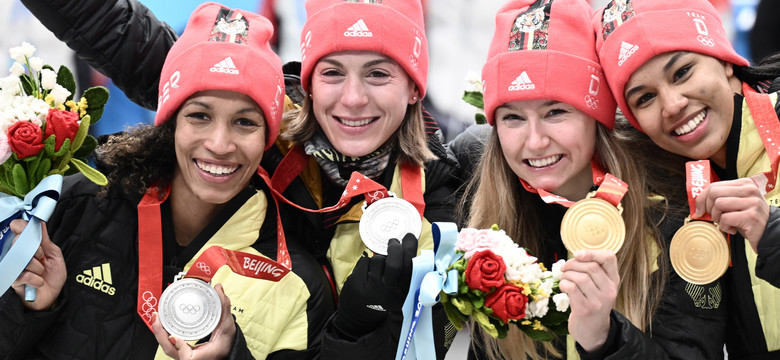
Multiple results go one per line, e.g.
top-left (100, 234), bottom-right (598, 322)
top-left (0, 3), bottom-right (334, 359)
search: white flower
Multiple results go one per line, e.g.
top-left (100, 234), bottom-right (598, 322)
top-left (465, 71), bottom-right (483, 92)
top-left (503, 248), bottom-right (539, 281)
top-left (0, 75), bottom-right (20, 95)
top-left (527, 297), bottom-right (550, 318)
top-left (50, 84), bottom-right (71, 106)
top-left (551, 259), bottom-right (566, 281)
top-left (40, 69), bottom-right (57, 90)
top-left (9, 62), bottom-right (25, 77)
top-left (510, 262), bottom-right (544, 284)
top-left (553, 293), bottom-right (570, 312)
top-left (9, 42), bottom-right (36, 63)
top-left (28, 57), bottom-right (43, 72)
top-left (0, 135), bottom-right (11, 164)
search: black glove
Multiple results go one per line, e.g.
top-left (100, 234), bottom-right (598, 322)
top-left (334, 233), bottom-right (419, 338)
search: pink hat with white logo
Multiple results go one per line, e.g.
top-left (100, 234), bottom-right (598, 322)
top-left (299, 0), bottom-right (428, 97)
top-left (594, 0), bottom-right (749, 131)
top-left (482, 0), bottom-right (616, 128)
top-left (155, 2), bottom-right (284, 149)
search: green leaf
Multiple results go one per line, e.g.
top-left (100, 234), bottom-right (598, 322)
top-left (462, 90), bottom-right (484, 109)
top-left (546, 322), bottom-right (569, 336)
top-left (82, 87), bottom-right (109, 124)
top-left (73, 135), bottom-right (97, 159)
top-left (450, 296), bottom-right (473, 316)
top-left (473, 311), bottom-right (499, 339)
top-left (71, 114), bottom-right (91, 151)
top-left (442, 302), bottom-right (465, 331)
top-left (56, 65), bottom-right (76, 101)
top-left (20, 74), bottom-right (35, 96)
top-left (69, 158), bottom-right (107, 186)
top-left (475, 113), bottom-right (487, 125)
top-left (43, 134), bottom-right (56, 156)
top-left (25, 153), bottom-right (42, 184)
top-left (540, 309), bottom-right (569, 326)
top-left (12, 163), bottom-right (28, 196)
top-left (519, 325), bottom-right (554, 342)
top-left (36, 158), bottom-right (51, 183)
top-left (54, 138), bottom-right (71, 157)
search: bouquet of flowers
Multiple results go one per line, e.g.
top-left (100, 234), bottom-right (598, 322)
top-left (0, 42), bottom-right (107, 197)
top-left (0, 42), bottom-right (108, 299)
top-left (440, 225), bottom-right (570, 340)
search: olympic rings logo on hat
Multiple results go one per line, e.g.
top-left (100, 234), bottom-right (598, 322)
top-left (697, 35), bottom-right (715, 47)
top-left (585, 95), bottom-right (600, 110)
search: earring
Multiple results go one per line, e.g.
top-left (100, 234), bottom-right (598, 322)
top-left (412, 96), bottom-right (418, 102)
top-left (308, 93), bottom-right (313, 99)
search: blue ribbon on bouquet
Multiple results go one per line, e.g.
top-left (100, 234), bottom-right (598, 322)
top-left (0, 175), bottom-right (62, 302)
top-left (395, 222), bottom-right (462, 360)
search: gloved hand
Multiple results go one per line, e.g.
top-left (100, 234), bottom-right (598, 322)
top-left (334, 233), bottom-right (418, 338)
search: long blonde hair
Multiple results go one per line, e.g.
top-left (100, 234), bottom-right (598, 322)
top-left (462, 123), bottom-right (667, 359)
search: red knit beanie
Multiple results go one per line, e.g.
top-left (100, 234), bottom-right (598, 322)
top-left (156, 2), bottom-right (284, 150)
top-left (482, 0), bottom-right (615, 128)
top-left (299, 0), bottom-right (428, 97)
top-left (594, 0), bottom-right (749, 131)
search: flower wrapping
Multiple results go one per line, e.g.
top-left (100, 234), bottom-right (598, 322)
top-left (441, 225), bottom-right (570, 340)
top-left (0, 42), bottom-right (109, 300)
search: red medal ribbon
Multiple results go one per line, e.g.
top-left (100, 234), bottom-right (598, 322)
top-left (136, 185), bottom-right (169, 330)
top-left (262, 144), bottom-right (425, 218)
top-left (685, 160), bottom-right (719, 221)
top-left (521, 160), bottom-right (628, 208)
top-left (135, 179), bottom-right (291, 332)
top-left (186, 246), bottom-right (290, 283)
top-left (742, 83), bottom-right (780, 195)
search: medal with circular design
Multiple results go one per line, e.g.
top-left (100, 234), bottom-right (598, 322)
top-left (560, 197), bottom-right (625, 254)
top-left (359, 197), bottom-right (422, 255)
top-left (670, 220), bottom-right (729, 285)
top-left (158, 278), bottom-right (221, 341)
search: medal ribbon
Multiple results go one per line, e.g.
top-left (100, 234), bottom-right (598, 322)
top-left (742, 83), bottom-right (780, 195)
top-left (184, 245), bottom-right (290, 283)
top-left (0, 175), bottom-right (62, 302)
top-left (263, 144), bottom-right (425, 218)
top-left (394, 222), bottom-right (462, 360)
top-left (521, 161), bottom-right (628, 208)
top-left (685, 160), bottom-right (719, 221)
top-left (136, 177), bottom-right (291, 331)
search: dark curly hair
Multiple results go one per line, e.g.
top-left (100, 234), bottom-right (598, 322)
top-left (95, 121), bottom-right (177, 198)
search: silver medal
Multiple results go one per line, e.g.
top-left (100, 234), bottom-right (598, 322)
top-left (359, 192), bottom-right (422, 255)
top-left (158, 274), bottom-right (221, 341)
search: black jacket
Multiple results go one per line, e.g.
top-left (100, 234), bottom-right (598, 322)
top-left (450, 128), bottom-right (728, 360)
top-left (0, 174), bottom-right (335, 359)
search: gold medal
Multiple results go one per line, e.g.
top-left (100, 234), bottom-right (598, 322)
top-left (670, 218), bottom-right (729, 285)
top-left (560, 195), bottom-right (625, 254)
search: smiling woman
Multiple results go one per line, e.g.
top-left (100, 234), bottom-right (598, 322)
top-left (0, 3), bottom-right (335, 360)
top-left (595, 0), bottom-right (780, 358)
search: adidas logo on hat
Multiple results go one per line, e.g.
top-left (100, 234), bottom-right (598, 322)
top-left (76, 263), bottom-right (116, 295)
top-left (618, 41), bottom-right (639, 66)
top-left (344, 19), bottom-right (373, 37)
top-left (508, 71), bottom-right (535, 91)
top-left (210, 56), bottom-right (240, 74)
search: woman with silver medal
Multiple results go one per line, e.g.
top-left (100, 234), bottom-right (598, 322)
top-left (458, 0), bottom-right (727, 358)
top-left (0, 3), bottom-right (335, 359)
top-left (14, 0), bottom-right (461, 357)
top-left (595, 0), bottom-right (780, 358)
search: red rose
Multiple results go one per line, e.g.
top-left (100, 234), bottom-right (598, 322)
top-left (485, 283), bottom-right (528, 323)
top-left (7, 121), bottom-right (44, 159)
top-left (44, 108), bottom-right (80, 151)
top-left (465, 250), bottom-right (506, 293)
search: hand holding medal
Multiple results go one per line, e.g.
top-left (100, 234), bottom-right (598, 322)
top-left (670, 160), bottom-right (729, 285)
top-left (529, 165), bottom-right (627, 254)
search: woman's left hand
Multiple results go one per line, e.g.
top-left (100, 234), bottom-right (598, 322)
top-left (695, 178), bottom-right (770, 253)
top-left (559, 250), bottom-right (619, 353)
top-left (151, 283), bottom-right (236, 359)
